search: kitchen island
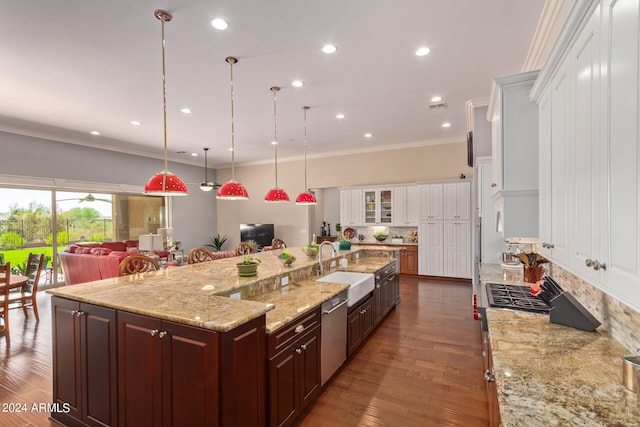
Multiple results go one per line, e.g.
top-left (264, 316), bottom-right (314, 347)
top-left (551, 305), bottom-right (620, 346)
top-left (47, 246), bottom-right (398, 427)
top-left (481, 264), bottom-right (640, 426)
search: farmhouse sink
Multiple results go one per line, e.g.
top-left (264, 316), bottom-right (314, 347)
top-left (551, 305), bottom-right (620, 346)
top-left (316, 271), bottom-right (375, 307)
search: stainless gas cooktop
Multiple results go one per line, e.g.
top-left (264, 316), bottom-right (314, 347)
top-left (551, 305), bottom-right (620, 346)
top-left (486, 283), bottom-right (550, 315)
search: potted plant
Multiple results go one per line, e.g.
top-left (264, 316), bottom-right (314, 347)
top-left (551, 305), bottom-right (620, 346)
top-left (278, 250), bottom-right (296, 267)
top-left (337, 233), bottom-right (352, 250)
top-left (210, 233), bottom-right (229, 252)
top-left (236, 256), bottom-right (261, 277)
top-left (245, 240), bottom-right (260, 252)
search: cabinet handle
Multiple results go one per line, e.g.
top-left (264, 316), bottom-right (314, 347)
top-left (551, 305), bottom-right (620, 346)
top-left (295, 348), bottom-right (302, 354)
top-left (71, 310), bottom-right (77, 317)
top-left (482, 351), bottom-right (487, 358)
top-left (301, 344), bottom-right (307, 351)
top-left (593, 261), bottom-right (607, 271)
top-left (484, 371), bottom-right (496, 382)
top-left (360, 310), bottom-right (366, 315)
top-left (295, 325), bottom-right (305, 334)
top-left (490, 183), bottom-right (497, 188)
top-left (75, 311), bottom-right (84, 318)
top-left (150, 329), bottom-right (159, 336)
top-left (585, 258), bottom-right (593, 267)
top-left (158, 331), bottom-right (167, 338)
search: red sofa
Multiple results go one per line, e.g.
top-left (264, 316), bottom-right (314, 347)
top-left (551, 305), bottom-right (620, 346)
top-left (58, 241), bottom-right (138, 285)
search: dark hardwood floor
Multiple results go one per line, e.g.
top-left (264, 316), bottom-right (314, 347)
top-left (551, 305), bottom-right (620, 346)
top-left (0, 277), bottom-right (488, 426)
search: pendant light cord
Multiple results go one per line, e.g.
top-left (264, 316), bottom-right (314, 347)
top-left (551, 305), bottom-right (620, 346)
top-left (271, 87), bottom-right (280, 187)
top-left (228, 57), bottom-right (237, 181)
top-left (303, 106), bottom-right (309, 191)
top-left (204, 148), bottom-right (209, 181)
top-left (160, 16), bottom-right (169, 174)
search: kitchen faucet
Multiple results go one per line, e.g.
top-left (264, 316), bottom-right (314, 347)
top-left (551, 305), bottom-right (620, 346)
top-left (318, 241), bottom-right (337, 275)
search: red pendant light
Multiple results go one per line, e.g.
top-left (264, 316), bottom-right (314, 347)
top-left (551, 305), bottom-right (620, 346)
top-left (295, 106), bottom-right (317, 205)
top-left (217, 57), bottom-right (249, 200)
top-left (264, 86), bottom-right (290, 203)
top-left (144, 10), bottom-right (188, 197)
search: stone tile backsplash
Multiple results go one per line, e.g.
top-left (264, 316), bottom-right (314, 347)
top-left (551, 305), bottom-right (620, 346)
top-left (550, 263), bottom-right (640, 354)
top-left (341, 226), bottom-right (418, 243)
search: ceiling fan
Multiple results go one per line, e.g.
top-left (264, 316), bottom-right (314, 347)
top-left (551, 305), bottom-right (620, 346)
top-left (57, 194), bottom-right (112, 203)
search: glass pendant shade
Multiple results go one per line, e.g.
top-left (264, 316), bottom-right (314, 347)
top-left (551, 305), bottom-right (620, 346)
top-left (295, 106), bottom-right (317, 205)
top-left (265, 187), bottom-right (290, 202)
top-left (145, 171), bottom-right (188, 196)
top-left (217, 180), bottom-right (249, 199)
top-left (265, 86), bottom-right (289, 203)
top-left (144, 10), bottom-right (188, 197)
top-left (295, 191), bottom-right (317, 205)
top-left (217, 56), bottom-right (249, 200)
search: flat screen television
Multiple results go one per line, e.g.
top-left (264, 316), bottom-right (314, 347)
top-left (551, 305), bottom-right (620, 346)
top-left (240, 224), bottom-right (275, 250)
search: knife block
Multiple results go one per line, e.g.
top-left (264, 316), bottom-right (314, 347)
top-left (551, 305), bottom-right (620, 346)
top-left (549, 292), bottom-right (601, 331)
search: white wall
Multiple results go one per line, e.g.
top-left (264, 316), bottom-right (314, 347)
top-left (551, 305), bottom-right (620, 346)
top-left (0, 131), bottom-right (218, 251)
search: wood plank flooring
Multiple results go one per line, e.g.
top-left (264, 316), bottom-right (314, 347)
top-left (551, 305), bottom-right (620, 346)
top-left (0, 276), bottom-right (488, 426)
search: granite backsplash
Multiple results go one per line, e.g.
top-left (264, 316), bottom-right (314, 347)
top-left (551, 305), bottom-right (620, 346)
top-left (549, 263), bottom-right (640, 354)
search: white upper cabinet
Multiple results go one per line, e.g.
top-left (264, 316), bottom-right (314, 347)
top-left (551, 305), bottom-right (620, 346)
top-left (418, 183), bottom-right (443, 221)
top-left (532, 0), bottom-right (640, 311)
top-left (443, 182), bottom-right (470, 220)
top-left (393, 185), bottom-right (418, 226)
top-left (362, 188), bottom-right (393, 225)
top-left (340, 188), bottom-right (363, 226)
top-left (487, 70), bottom-right (540, 238)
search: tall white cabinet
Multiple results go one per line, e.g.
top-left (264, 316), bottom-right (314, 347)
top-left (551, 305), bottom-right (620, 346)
top-left (532, 0), bottom-right (640, 312)
top-left (418, 181), bottom-right (471, 279)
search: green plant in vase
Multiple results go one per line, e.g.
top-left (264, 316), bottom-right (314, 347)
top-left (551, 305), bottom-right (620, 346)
top-left (337, 233), bottom-right (352, 250)
top-left (236, 256), bottom-right (261, 277)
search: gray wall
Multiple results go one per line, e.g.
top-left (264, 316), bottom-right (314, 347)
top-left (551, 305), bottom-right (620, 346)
top-left (0, 131), bottom-right (217, 251)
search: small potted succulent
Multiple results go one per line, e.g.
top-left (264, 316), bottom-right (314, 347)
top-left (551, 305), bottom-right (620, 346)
top-left (301, 243), bottom-right (319, 258)
top-left (278, 250), bottom-right (296, 267)
top-left (236, 256), bottom-right (261, 277)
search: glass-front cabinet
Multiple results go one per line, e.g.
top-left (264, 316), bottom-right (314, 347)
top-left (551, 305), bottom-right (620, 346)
top-left (363, 189), bottom-right (393, 224)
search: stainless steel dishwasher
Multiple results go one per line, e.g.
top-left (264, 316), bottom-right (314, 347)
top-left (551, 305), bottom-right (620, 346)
top-left (321, 290), bottom-right (348, 385)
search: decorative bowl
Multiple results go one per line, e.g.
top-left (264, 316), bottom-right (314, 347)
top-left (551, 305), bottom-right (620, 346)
top-left (281, 255), bottom-right (296, 267)
top-left (301, 247), bottom-right (318, 258)
top-left (374, 234), bottom-right (388, 242)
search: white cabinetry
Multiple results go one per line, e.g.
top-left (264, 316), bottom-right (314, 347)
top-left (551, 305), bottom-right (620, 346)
top-left (443, 221), bottom-right (471, 279)
top-left (487, 70), bottom-right (539, 238)
top-left (340, 188), bottom-right (363, 226)
top-left (393, 185), bottom-right (418, 226)
top-left (418, 183), bottom-right (443, 221)
top-left (362, 188), bottom-right (393, 225)
top-left (444, 182), bottom-right (470, 220)
top-left (532, 0), bottom-right (640, 311)
top-left (418, 221), bottom-right (443, 276)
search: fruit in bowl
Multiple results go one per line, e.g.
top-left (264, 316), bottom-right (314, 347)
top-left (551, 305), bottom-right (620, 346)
top-left (278, 250), bottom-right (296, 266)
top-left (301, 243), bottom-right (319, 258)
top-left (373, 233), bottom-right (388, 242)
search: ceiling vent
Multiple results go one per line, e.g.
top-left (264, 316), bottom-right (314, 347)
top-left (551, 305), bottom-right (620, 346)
top-left (429, 102), bottom-right (448, 110)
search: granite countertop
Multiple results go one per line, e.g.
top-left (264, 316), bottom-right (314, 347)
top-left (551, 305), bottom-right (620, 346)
top-left (481, 263), bottom-right (640, 426)
top-left (48, 246), bottom-right (397, 333)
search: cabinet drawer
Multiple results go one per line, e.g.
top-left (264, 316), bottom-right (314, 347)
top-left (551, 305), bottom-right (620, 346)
top-left (267, 307), bottom-right (320, 358)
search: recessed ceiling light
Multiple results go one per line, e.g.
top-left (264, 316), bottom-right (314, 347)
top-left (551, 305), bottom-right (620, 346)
top-left (442, 122), bottom-right (451, 128)
top-left (130, 120), bottom-right (141, 126)
top-left (364, 133), bottom-right (372, 138)
top-left (271, 141), bottom-right (278, 145)
top-left (322, 44), bottom-right (337, 54)
top-left (336, 113), bottom-right (345, 119)
top-left (431, 96), bottom-right (442, 103)
top-left (181, 108), bottom-right (192, 114)
top-left (416, 47), bottom-right (430, 56)
top-left (191, 152), bottom-right (198, 157)
top-left (211, 18), bottom-right (228, 30)
top-left (292, 80), bottom-right (304, 88)
top-left (90, 131), bottom-right (100, 136)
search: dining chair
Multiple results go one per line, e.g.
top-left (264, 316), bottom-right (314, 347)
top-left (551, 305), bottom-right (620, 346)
top-left (118, 254), bottom-right (160, 276)
top-left (235, 242), bottom-right (256, 256)
top-left (0, 263), bottom-right (11, 345)
top-left (271, 238), bottom-right (286, 249)
top-left (187, 247), bottom-right (215, 264)
top-left (8, 253), bottom-right (44, 322)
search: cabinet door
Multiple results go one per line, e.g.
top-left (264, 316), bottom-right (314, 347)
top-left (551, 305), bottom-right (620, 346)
top-left (298, 326), bottom-right (321, 410)
top-left (118, 311), bottom-right (164, 427)
top-left (444, 182), bottom-right (470, 220)
top-left (360, 297), bottom-right (374, 339)
top-left (405, 185), bottom-right (418, 225)
top-left (269, 345), bottom-right (297, 427)
top-left (81, 303), bottom-right (118, 427)
top-left (538, 90), bottom-right (553, 260)
top-left (162, 321), bottom-right (219, 427)
top-left (405, 248), bottom-right (419, 275)
top-left (363, 189), bottom-right (377, 224)
top-left (373, 284), bottom-right (383, 326)
top-left (340, 189), bottom-right (363, 226)
top-left (456, 221), bottom-right (472, 279)
top-left (425, 221), bottom-right (444, 276)
top-left (347, 308), bottom-right (362, 356)
top-left (51, 297), bottom-right (82, 423)
top-left (601, 0), bottom-right (640, 310)
top-left (550, 60), bottom-right (572, 266)
top-left (379, 189), bottom-right (393, 224)
top-left (571, 8), bottom-right (601, 282)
